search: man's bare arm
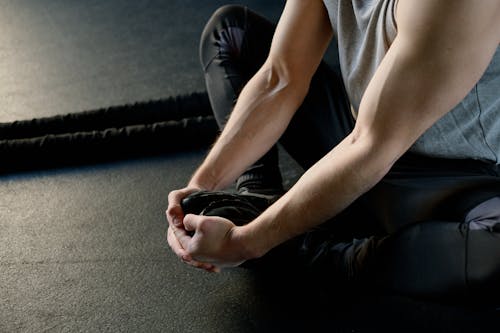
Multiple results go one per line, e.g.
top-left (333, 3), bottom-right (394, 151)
top-left (237, 0), bottom-right (500, 259)
top-left (166, 0), bottom-right (332, 268)
top-left (189, 0), bottom-right (333, 190)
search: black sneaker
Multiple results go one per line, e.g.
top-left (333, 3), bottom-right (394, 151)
top-left (181, 190), bottom-right (281, 226)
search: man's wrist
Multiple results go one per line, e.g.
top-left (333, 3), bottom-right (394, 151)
top-left (232, 224), bottom-right (270, 261)
top-left (189, 165), bottom-right (220, 191)
top-left (188, 175), bottom-right (213, 191)
top-left (186, 180), bottom-right (207, 191)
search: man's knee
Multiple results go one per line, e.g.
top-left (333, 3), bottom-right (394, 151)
top-left (199, 5), bottom-right (247, 69)
top-left (207, 4), bottom-right (246, 26)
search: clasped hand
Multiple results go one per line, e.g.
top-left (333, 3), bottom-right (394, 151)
top-left (166, 187), bottom-right (247, 272)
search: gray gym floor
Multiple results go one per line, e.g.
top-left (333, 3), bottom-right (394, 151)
top-left (1, 1), bottom-right (499, 332)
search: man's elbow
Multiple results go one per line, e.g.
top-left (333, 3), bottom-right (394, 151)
top-left (348, 127), bottom-right (406, 181)
top-left (258, 59), bottom-right (309, 101)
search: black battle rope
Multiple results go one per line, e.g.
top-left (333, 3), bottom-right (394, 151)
top-left (0, 92), bottom-right (218, 173)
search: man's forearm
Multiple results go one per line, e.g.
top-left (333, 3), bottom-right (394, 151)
top-left (237, 132), bottom-right (397, 259)
top-left (190, 62), bottom-right (308, 190)
top-left (189, 0), bottom-right (333, 191)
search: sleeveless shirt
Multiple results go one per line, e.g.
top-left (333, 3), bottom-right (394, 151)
top-left (322, 0), bottom-right (500, 164)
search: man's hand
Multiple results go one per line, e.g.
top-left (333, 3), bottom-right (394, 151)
top-left (182, 214), bottom-right (248, 268)
top-left (166, 187), bottom-right (219, 272)
top-left (166, 187), bottom-right (200, 227)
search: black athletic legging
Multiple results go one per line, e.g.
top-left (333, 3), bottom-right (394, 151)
top-left (200, 5), bottom-right (500, 301)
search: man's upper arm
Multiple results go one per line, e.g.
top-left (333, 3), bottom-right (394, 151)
top-left (354, 0), bottom-right (500, 160)
top-left (264, 0), bottom-right (332, 86)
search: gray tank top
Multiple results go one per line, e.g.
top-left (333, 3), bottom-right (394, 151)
top-left (323, 0), bottom-right (500, 164)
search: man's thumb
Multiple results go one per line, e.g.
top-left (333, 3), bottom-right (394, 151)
top-left (183, 214), bottom-right (199, 233)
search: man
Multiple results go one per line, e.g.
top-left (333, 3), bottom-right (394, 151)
top-left (167, 0), bottom-right (500, 299)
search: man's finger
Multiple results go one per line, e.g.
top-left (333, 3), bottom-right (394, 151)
top-left (183, 213), bottom-right (200, 233)
top-left (167, 226), bottom-right (188, 259)
top-left (166, 204), bottom-right (183, 227)
top-left (167, 227), bottom-right (197, 264)
top-left (166, 191), bottom-right (185, 226)
top-left (171, 223), bottom-right (193, 251)
top-left (167, 226), bottom-right (216, 271)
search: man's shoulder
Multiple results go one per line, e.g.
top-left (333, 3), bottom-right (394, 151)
top-left (395, 0), bottom-right (500, 42)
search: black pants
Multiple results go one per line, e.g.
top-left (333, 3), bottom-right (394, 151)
top-left (200, 5), bottom-right (500, 301)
